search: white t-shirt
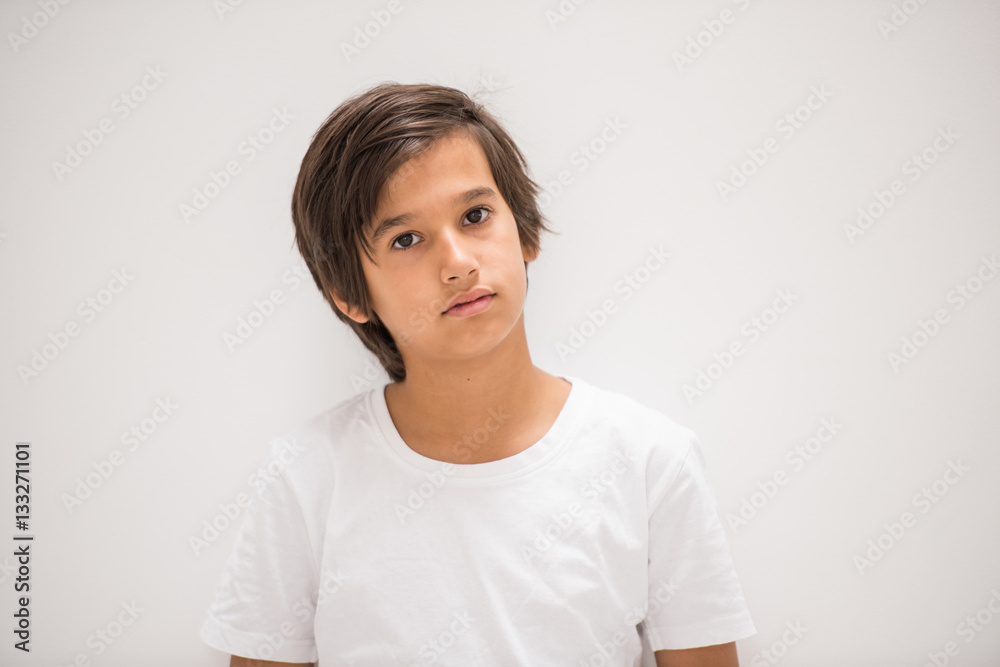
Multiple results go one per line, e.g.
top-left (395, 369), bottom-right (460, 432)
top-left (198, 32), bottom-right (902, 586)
top-left (200, 374), bottom-right (756, 665)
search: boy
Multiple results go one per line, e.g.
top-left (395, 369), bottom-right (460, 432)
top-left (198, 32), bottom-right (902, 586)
top-left (200, 82), bottom-right (756, 666)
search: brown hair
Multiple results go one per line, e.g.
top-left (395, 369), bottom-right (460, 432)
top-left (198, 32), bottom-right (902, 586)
top-left (290, 82), bottom-right (557, 383)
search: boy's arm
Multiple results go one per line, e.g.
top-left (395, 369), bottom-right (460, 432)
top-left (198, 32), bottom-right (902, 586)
top-left (230, 656), bottom-right (314, 667)
top-left (654, 641), bottom-right (739, 667)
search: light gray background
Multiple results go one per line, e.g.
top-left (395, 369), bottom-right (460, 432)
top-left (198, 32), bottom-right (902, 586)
top-left (2, 1), bottom-right (999, 665)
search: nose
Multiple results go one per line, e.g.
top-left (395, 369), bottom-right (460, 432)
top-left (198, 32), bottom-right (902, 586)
top-left (438, 226), bottom-right (479, 282)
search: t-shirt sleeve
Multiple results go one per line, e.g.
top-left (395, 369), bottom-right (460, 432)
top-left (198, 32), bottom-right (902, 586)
top-left (199, 438), bottom-right (319, 663)
top-left (640, 430), bottom-right (757, 650)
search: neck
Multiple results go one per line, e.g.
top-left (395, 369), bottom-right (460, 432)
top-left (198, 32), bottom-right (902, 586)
top-left (385, 313), bottom-right (553, 459)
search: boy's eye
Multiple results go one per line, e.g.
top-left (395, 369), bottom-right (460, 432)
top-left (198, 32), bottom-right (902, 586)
top-left (391, 232), bottom-right (418, 250)
top-left (465, 207), bottom-right (488, 224)
top-left (389, 207), bottom-right (492, 251)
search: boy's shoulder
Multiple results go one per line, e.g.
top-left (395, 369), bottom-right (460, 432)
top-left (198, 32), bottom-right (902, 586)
top-left (576, 378), bottom-right (705, 508)
top-left (576, 376), bottom-right (696, 453)
top-left (256, 385), bottom-right (379, 472)
top-left (297, 385), bottom-right (375, 437)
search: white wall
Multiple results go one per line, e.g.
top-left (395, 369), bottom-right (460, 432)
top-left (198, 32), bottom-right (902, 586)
top-left (2, 1), bottom-right (998, 665)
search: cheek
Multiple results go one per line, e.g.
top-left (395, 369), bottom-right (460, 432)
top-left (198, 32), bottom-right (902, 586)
top-left (496, 215), bottom-right (526, 258)
top-left (381, 273), bottom-right (444, 330)
top-left (360, 263), bottom-right (403, 322)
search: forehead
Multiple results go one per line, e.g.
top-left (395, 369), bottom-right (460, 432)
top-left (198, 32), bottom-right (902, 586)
top-left (382, 130), bottom-right (490, 200)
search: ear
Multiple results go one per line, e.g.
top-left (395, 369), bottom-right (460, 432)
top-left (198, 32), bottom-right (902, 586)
top-left (330, 288), bottom-right (370, 324)
top-left (521, 241), bottom-right (540, 263)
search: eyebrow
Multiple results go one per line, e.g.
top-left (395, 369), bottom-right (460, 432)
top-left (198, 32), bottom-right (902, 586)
top-left (368, 186), bottom-right (499, 245)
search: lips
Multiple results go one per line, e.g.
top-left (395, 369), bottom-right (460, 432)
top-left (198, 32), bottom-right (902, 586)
top-left (443, 287), bottom-right (495, 313)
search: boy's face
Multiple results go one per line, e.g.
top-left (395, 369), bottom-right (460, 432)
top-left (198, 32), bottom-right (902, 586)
top-left (334, 129), bottom-right (539, 367)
